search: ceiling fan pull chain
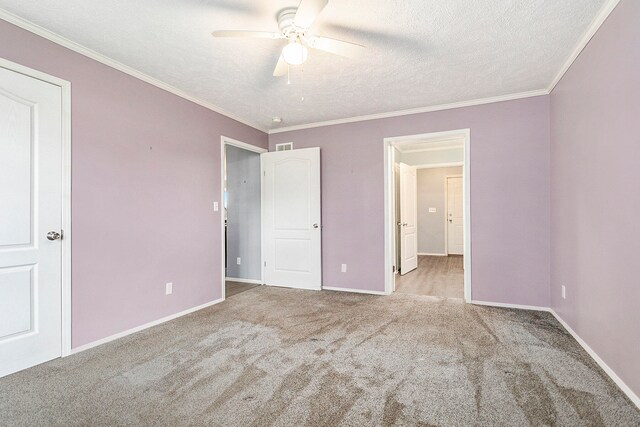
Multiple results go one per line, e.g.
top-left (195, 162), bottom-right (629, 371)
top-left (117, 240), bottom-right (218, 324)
top-left (300, 65), bottom-right (305, 102)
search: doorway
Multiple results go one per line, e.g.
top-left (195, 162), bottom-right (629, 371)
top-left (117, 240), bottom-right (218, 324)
top-left (0, 58), bottom-right (72, 377)
top-left (220, 137), bottom-right (266, 299)
top-left (384, 129), bottom-right (471, 301)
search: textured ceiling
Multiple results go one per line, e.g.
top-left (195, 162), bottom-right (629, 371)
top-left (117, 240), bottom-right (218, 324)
top-left (0, 0), bottom-right (607, 130)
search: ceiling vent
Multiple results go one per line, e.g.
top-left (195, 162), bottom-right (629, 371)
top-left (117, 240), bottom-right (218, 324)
top-left (276, 142), bottom-right (293, 152)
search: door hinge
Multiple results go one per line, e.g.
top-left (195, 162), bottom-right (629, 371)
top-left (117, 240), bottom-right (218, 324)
top-left (392, 265), bottom-right (396, 273)
top-left (264, 261), bottom-right (267, 267)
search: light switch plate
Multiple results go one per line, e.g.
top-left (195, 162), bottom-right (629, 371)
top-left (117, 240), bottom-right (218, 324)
top-left (341, 264), bottom-right (347, 273)
top-left (429, 208), bottom-right (437, 213)
top-left (166, 282), bottom-right (173, 295)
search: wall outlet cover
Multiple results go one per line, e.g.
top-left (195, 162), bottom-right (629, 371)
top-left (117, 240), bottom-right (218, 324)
top-left (237, 257), bottom-right (241, 265)
top-left (166, 282), bottom-right (173, 295)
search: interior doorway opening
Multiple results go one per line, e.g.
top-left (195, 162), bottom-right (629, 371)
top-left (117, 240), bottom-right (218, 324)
top-left (220, 137), bottom-right (266, 300)
top-left (384, 129), bottom-right (471, 301)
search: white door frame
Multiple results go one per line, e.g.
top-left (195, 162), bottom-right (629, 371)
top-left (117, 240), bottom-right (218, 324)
top-left (444, 174), bottom-right (464, 256)
top-left (219, 136), bottom-right (267, 300)
top-left (0, 57), bottom-right (72, 356)
top-left (384, 129), bottom-right (471, 301)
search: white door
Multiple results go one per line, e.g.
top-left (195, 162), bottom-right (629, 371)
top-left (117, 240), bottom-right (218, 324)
top-left (261, 147), bottom-right (321, 290)
top-left (0, 65), bottom-right (63, 377)
top-left (399, 163), bottom-right (418, 275)
top-left (447, 176), bottom-right (464, 255)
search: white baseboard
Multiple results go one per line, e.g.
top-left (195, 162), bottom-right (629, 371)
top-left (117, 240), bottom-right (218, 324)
top-left (225, 277), bottom-right (263, 285)
top-left (323, 286), bottom-right (389, 296)
top-left (418, 252), bottom-right (447, 256)
top-left (550, 309), bottom-right (640, 409)
top-left (69, 298), bottom-right (224, 355)
top-left (471, 300), bottom-right (551, 312)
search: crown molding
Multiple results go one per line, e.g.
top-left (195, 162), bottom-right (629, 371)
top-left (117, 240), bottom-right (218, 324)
top-left (268, 89), bottom-right (549, 134)
top-left (0, 8), bottom-right (267, 133)
top-left (547, 0), bottom-right (621, 92)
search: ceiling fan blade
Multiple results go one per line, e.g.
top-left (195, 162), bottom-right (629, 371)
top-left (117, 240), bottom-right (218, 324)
top-left (305, 36), bottom-right (366, 58)
top-left (212, 31), bottom-right (282, 39)
top-left (293, 0), bottom-right (328, 29)
top-left (273, 55), bottom-right (288, 77)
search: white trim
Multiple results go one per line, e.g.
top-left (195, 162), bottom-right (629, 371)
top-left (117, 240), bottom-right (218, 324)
top-left (225, 277), bottom-right (263, 285)
top-left (547, 0), bottom-right (622, 92)
top-left (385, 129), bottom-right (472, 302)
top-left (550, 309), bottom-right (640, 409)
top-left (471, 300), bottom-right (551, 312)
top-left (418, 253), bottom-right (447, 257)
top-left (414, 162), bottom-right (464, 170)
top-left (0, 9), bottom-right (266, 133)
top-left (269, 90), bottom-right (548, 134)
top-left (220, 136), bottom-right (267, 301)
top-left (222, 136), bottom-right (268, 155)
top-left (70, 298), bottom-right (224, 354)
top-left (323, 286), bottom-right (389, 296)
top-left (0, 57), bottom-right (73, 358)
top-left (396, 142), bottom-right (464, 154)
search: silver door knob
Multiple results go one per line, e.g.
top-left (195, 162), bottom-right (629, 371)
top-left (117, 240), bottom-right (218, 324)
top-left (47, 231), bottom-right (62, 241)
top-left (313, 223), bottom-right (319, 229)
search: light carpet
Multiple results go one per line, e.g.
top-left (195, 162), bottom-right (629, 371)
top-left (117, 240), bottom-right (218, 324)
top-left (0, 286), bottom-right (638, 426)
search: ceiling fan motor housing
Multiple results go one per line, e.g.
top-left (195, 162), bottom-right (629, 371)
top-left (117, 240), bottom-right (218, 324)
top-left (278, 8), bottom-right (304, 38)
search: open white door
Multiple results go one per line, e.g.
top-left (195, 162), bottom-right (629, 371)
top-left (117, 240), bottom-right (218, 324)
top-left (399, 163), bottom-right (418, 275)
top-left (261, 147), bottom-right (321, 290)
top-left (0, 65), bottom-right (63, 377)
top-left (447, 176), bottom-right (464, 255)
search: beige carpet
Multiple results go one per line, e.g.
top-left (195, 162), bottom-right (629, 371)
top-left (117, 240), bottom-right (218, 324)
top-left (0, 287), bottom-right (638, 426)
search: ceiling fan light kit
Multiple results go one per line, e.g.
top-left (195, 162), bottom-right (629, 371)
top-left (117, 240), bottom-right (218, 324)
top-left (282, 40), bottom-right (308, 65)
top-left (212, 0), bottom-right (365, 77)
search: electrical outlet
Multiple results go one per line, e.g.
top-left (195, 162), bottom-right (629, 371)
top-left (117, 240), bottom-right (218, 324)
top-left (213, 202), bottom-right (219, 212)
top-left (561, 285), bottom-right (566, 299)
top-left (166, 282), bottom-right (173, 295)
top-left (341, 264), bottom-right (347, 273)
top-left (237, 257), bottom-right (241, 265)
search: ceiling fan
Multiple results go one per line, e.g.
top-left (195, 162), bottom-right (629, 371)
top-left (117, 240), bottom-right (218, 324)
top-left (212, 0), bottom-right (366, 77)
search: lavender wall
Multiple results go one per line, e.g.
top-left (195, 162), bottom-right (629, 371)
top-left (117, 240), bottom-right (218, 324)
top-left (0, 20), bottom-right (268, 348)
top-left (270, 96), bottom-right (551, 306)
top-left (550, 0), bottom-right (640, 396)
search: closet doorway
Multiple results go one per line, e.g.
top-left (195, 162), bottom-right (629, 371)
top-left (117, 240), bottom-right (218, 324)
top-left (221, 137), bottom-right (266, 299)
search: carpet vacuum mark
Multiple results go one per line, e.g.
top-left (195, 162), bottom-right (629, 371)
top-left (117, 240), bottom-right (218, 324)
top-left (0, 287), bottom-right (638, 426)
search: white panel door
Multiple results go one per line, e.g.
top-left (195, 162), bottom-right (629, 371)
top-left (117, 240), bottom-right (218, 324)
top-left (0, 65), bottom-right (63, 377)
top-left (262, 147), bottom-right (321, 290)
top-left (399, 163), bottom-right (418, 275)
top-left (447, 176), bottom-right (464, 255)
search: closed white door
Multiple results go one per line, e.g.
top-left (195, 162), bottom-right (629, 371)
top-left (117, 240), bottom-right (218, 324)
top-left (0, 65), bottom-right (63, 377)
top-left (399, 163), bottom-right (418, 275)
top-left (261, 147), bottom-right (321, 290)
top-left (447, 176), bottom-right (464, 255)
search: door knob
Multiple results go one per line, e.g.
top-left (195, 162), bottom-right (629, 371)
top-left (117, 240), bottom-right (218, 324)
top-left (313, 223), bottom-right (319, 229)
top-left (46, 231), bottom-right (62, 241)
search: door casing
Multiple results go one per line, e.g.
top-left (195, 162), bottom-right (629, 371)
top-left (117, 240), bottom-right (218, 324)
top-left (219, 136), bottom-right (267, 300)
top-left (0, 57), bottom-right (72, 357)
top-left (384, 129), bottom-right (471, 301)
